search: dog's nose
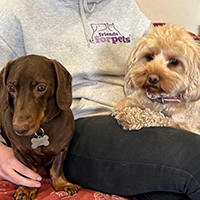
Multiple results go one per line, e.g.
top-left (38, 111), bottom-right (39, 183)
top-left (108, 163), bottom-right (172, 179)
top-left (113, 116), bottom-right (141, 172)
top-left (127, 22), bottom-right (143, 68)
top-left (148, 74), bottom-right (160, 84)
top-left (13, 124), bottom-right (29, 135)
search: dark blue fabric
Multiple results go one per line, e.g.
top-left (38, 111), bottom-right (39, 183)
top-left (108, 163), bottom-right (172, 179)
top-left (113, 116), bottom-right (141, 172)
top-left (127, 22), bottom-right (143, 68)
top-left (64, 115), bottom-right (200, 200)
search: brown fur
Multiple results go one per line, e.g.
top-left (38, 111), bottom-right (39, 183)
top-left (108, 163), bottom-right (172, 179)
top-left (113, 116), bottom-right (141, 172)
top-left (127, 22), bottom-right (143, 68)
top-left (112, 24), bottom-right (200, 133)
top-left (0, 55), bottom-right (77, 199)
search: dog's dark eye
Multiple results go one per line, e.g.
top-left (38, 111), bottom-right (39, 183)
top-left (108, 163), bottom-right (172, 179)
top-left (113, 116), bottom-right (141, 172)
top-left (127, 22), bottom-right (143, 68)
top-left (37, 85), bottom-right (46, 92)
top-left (7, 84), bottom-right (16, 93)
top-left (146, 54), bottom-right (154, 61)
top-left (168, 58), bottom-right (179, 67)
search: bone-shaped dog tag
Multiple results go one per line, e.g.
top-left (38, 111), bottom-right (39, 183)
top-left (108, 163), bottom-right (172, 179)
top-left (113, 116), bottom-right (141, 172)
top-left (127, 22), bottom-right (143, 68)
top-left (31, 129), bottom-right (50, 149)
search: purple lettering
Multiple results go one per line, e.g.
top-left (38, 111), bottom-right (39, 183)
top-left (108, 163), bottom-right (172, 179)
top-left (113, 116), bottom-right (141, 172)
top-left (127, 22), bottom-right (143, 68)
top-left (125, 37), bottom-right (131, 43)
top-left (111, 37), bottom-right (118, 44)
top-left (94, 35), bottom-right (131, 44)
top-left (100, 37), bottom-right (106, 43)
top-left (94, 36), bottom-right (101, 43)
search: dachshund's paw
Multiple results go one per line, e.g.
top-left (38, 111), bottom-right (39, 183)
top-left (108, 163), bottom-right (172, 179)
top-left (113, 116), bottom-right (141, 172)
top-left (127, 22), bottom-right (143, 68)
top-left (54, 182), bottom-right (78, 195)
top-left (14, 186), bottom-right (38, 200)
top-left (63, 183), bottom-right (78, 195)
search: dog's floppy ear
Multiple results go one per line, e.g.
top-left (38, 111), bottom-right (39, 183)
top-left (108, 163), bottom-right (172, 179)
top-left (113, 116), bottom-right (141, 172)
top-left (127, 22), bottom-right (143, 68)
top-left (124, 42), bottom-right (142, 96)
top-left (0, 61), bottom-right (12, 111)
top-left (183, 50), bottom-right (200, 102)
top-left (52, 60), bottom-right (72, 111)
top-left (181, 43), bottom-right (200, 102)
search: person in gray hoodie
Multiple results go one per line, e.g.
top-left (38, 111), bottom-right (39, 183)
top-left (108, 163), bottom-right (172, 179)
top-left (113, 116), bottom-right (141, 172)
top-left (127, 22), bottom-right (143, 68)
top-left (0, 0), bottom-right (199, 199)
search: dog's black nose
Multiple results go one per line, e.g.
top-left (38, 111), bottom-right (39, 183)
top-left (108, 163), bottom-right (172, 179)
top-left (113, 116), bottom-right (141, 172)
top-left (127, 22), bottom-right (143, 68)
top-left (148, 74), bottom-right (160, 84)
top-left (13, 125), bottom-right (29, 135)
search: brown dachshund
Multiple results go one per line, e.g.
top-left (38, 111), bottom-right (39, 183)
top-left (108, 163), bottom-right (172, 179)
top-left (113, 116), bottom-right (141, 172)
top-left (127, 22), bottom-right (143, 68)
top-left (0, 55), bottom-right (78, 200)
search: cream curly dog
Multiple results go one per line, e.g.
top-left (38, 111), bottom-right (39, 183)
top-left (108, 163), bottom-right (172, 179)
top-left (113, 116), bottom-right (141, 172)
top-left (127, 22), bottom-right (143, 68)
top-left (112, 24), bottom-right (200, 133)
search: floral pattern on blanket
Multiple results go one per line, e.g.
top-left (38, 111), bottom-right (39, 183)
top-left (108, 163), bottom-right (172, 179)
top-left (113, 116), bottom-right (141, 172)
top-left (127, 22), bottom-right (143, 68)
top-left (0, 167), bottom-right (137, 200)
top-left (0, 180), bottom-right (136, 200)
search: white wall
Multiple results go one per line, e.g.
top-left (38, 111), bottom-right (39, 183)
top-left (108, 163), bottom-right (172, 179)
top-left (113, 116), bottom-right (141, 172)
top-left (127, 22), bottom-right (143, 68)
top-left (0, 0), bottom-right (199, 35)
top-left (0, 0), bottom-right (9, 12)
top-left (137, 0), bottom-right (200, 35)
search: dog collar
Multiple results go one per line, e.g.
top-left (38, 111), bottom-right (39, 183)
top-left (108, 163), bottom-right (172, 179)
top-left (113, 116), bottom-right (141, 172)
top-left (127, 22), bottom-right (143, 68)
top-left (40, 111), bottom-right (60, 125)
top-left (30, 113), bottom-right (60, 149)
top-left (31, 111), bottom-right (60, 149)
top-left (146, 91), bottom-right (181, 104)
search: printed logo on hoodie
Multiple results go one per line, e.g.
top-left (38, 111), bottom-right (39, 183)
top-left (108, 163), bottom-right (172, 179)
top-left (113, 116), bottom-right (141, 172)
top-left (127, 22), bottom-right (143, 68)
top-left (90, 23), bottom-right (131, 44)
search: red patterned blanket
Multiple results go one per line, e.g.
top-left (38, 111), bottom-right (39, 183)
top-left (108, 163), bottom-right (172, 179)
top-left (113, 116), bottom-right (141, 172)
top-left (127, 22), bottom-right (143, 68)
top-left (0, 167), bottom-right (138, 200)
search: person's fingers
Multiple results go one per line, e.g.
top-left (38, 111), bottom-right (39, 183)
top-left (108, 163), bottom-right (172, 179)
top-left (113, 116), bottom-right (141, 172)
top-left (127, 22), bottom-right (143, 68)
top-left (0, 154), bottom-right (42, 187)
top-left (0, 143), bottom-right (42, 187)
top-left (5, 167), bottom-right (42, 188)
top-left (13, 159), bottom-right (42, 182)
top-left (115, 97), bottom-right (132, 108)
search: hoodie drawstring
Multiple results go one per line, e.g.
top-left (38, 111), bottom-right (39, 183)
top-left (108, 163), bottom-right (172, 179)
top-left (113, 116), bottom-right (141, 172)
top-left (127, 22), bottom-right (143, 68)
top-left (79, 0), bottom-right (102, 47)
top-left (83, 0), bottom-right (96, 12)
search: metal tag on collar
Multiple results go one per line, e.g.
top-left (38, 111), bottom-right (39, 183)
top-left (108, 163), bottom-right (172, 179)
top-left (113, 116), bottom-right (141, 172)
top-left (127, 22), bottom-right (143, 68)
top-left (161, 96), bottom-right (165, 104)
top-left (31, 128), bottom-right (50, 149)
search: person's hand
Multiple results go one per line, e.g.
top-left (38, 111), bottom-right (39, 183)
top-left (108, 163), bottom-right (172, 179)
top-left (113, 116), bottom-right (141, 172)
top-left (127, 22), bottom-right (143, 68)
top-left (0, 142), bottom-right (42, 187)
top-left (115, 97), bottom-right (132, 109)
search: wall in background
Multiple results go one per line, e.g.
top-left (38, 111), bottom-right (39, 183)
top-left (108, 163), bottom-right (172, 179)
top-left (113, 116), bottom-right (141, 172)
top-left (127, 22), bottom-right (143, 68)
top-left (0, 0), bottom-right (9, 12)
top-left (137, 0), bottom-right (200, 35)
top-left (0, 0), bottom-right (199, 35)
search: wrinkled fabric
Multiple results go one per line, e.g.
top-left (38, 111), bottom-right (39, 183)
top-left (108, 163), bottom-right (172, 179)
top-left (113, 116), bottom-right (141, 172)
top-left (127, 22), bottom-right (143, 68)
top-left (0, 0), bottom-right (151, 120)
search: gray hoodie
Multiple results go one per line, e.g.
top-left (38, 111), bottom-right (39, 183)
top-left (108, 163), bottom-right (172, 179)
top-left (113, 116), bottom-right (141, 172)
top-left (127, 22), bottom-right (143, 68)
top-left (0, 0), bottom-right (151, 120)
